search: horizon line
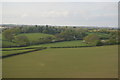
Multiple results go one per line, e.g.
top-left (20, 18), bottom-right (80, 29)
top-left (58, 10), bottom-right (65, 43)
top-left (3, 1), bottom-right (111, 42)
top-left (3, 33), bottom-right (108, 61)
top-left (1, 23), bottom-right (118, 28)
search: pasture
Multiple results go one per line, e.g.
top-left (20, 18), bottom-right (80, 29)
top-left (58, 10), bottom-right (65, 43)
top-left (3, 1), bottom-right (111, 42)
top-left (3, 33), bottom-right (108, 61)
top-left (2, 41), bottom-right (17, 48)
top-left (2, 33), bottom-right (55, 47)
top-left (17, 33), bottom-right (55, 42)
top-left (2, 45), bottom-right (118, 78)
top-left (31, 40), bottom-right (89, 47)
top-left (2, 49), bottom-right (35, 56)
top-left (2, 40), bottom-right (89, 56)
top-left (86, 32), bottom-right (110, 39)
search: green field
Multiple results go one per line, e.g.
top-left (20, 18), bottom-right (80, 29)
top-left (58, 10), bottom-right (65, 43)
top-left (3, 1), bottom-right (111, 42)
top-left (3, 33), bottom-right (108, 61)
top-left (2, 40), bottom-right (17, 47)
top-left (2, 33), bottom-right (55, 47)
top-left (2, 47), bottom-right (46, 56)
top-left (86, 32), bottom-right (110, 39)
top-left (2, 45), bottom-right (118, 78)
top-left (2, 40), bottom-right (89, 52)
top-left (1, 32), bottom-right (111, 48)
top-left (2, 47), bottom-right (38, 51)
top-left (17, 33), bottom-right (55, 42)
top-left (31, 40), bottom-right (89, 47)
top-left (2, 49), bottom-right (35, 56)
top-left (0, 34), bottom-right (2, 40)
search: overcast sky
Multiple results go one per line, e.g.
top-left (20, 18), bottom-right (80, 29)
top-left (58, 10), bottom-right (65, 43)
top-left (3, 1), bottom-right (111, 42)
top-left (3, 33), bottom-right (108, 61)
top-left (1, 2), bottom-right (118, 27)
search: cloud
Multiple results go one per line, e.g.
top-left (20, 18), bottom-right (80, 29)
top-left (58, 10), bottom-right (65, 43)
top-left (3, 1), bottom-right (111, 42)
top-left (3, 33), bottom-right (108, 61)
top-left (2, 2), bottom-right (118, 27)
top-left (39, 11), bottom-right (69, 18)
top-left (21, 13), bottom-right (29, 18)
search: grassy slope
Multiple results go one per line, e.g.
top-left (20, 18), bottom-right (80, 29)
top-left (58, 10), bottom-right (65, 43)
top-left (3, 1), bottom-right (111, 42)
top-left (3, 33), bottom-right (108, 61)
top-left (17, 33), bottom-right (54, 42)
top-left (95, 33), bottom-right (110, 38)
top-left (86, 32), bottom-right (110, 39)
top-left (2, 33), bottom-right (54, 47)
top-left (3, 45), bottom-right (118, 78)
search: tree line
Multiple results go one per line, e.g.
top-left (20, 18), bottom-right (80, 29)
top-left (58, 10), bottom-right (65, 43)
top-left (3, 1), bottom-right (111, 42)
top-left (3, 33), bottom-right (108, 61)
top-left (2, 25), bottom-right (120, 47)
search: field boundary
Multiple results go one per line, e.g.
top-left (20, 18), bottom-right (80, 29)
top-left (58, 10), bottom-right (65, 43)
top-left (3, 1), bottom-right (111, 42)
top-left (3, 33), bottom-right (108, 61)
top-left (1, 47), bottom-right (47, 59)
top-left (2, 47), bottom-right (46, 51)
top-left (2, 45), bottom-right (118, 59)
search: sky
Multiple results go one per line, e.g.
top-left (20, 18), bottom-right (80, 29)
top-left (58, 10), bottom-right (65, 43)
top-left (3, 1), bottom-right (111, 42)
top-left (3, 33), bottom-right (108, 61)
top-left (0, 0), bottom-right (120, 2)
top-left (0, 1), bottom-right (119, 27)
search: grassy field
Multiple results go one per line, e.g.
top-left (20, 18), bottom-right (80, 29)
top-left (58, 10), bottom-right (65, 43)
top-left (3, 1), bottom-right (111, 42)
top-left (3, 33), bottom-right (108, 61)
top-left (2, 47), bottom-right (38, 51)
top-left (2, 33), bottom-right (55, 47)
top-left (17, 33), bottom-right (55, 42)
top-left (0, 34), bottom-right (1, 39)
top-left (86, 32), bottom-right (110, 39)
top-left (31, 40), bottom-right (89, 47)
top-left (2, 49), bottom-right (35, 56)
top-left (2, 40), bottom-right (89, 52)
top-left (33, 40), bottom-right (87, 47)
top-left (95, 33), bottom-right (110, 39)
top-left (2, 41), bottom-right (17, 47)
top-left (1, 32), bottom-right (110, 48)
top-left (2, 45), bottom-right (118, 78)
top-left (2, 47), bottom-right (46, 57)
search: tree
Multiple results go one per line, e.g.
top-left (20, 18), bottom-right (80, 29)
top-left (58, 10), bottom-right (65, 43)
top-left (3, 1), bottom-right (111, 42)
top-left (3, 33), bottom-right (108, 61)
top-left (3, 29), bottom-right (15, 41)
top-left (84, 34), bottom-right (102, 46)
top-left (74, 29), bottom-right (87, 40)
top-left (107, 31), bottom-right (119, 44)
top-left (55, 29), bottom-right (87, 41)
top-left (57, 30), bottom-right (75, 41)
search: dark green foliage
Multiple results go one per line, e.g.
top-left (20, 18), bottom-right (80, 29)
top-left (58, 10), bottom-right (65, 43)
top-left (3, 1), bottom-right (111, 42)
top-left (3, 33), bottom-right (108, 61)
top-left (2, 27), bottom-right (21, 42)
top-left (2, 25), bottom-right (119, 48)
top-left (84, 34), bottom-right (102, 46)
top-left (95, 40), bottom-right (103, 46)
top-left (3, 29), bottom-right (15, 41)
top-left (55, 29), bottom-right (87, 41)
top-left (106, 31), bottom-right (120, 45)
top-left (57, 30), bottom-right (75, 41)
top-left (20, 25), bottom-right (64, 34)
